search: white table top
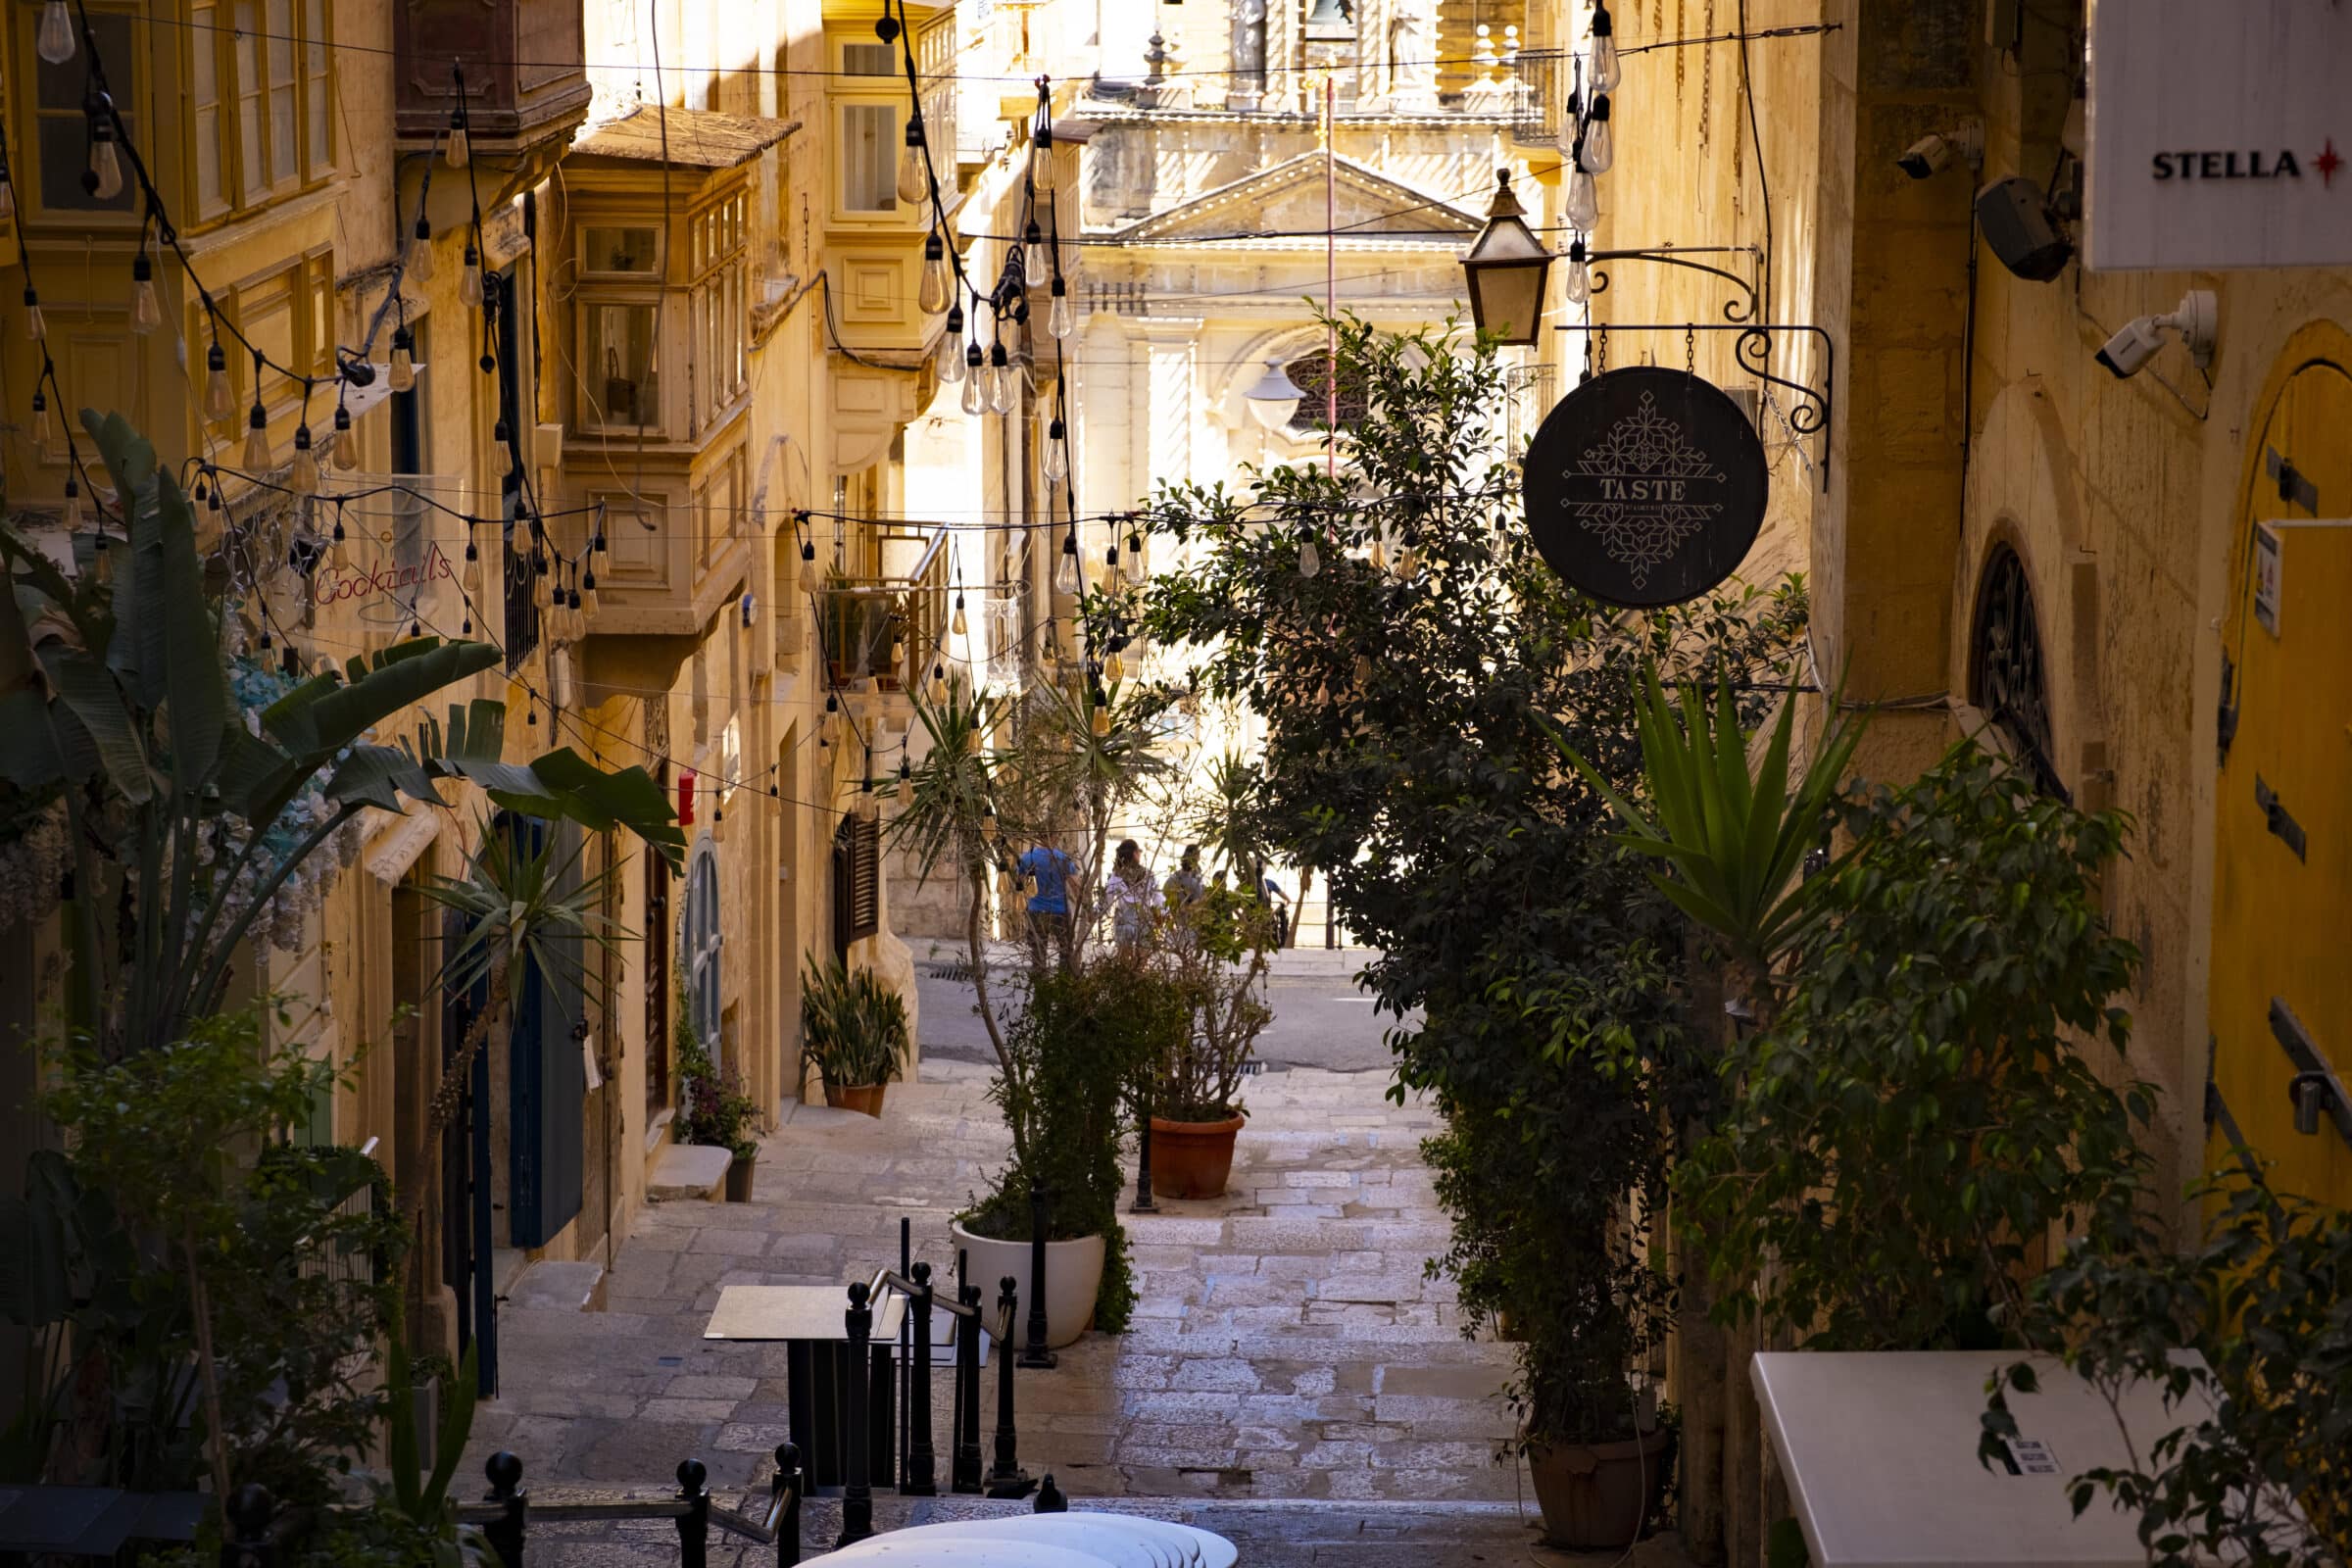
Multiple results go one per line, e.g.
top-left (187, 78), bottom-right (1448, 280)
top-left (1752, 1350), bottom-right (2214, 1568)
top-left (704, 1285), bottom-right (908, 1343)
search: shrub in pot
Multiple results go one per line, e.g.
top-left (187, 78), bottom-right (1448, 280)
top-left (1144, 887), bottom-right (1277, 1199)
top-left (801, 956), bottom-right (909, 1117)
top-left (954, 954), bottom-right (1183, 1346)
top-left (675, 985), bottom-right (760, 1200)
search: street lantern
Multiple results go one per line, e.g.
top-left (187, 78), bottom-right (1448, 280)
top-left (1244, 358), bottom-right (1305, 432)
top-left (1461, 170), bottom-right (1553, 346)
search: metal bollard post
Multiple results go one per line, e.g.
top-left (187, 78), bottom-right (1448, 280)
top-left (897, 1217), bottom-right (912, 1489)
top-left (904, 1260), bottom-right (939, 1495)
top-left (220, 1484), bottom-right (273, 1568)
top-left (985, 1275), bottom-right (1035, 1497)
top-left (1020, 1181), bottom-right (1056, 1368)
top-left (952, 1280), bottom-right (985, 1494)
top-left (675, 1458), bottom-right (710, 1568)
top-left (480, 1451), bottom-right (527, 1568)
top-left (1035, 1473), bottom-right (1069, 1513)
top-left (772, 1443), bottom-right (804, 1568)
top-left (1132, 1089), bottom-right (1159, 1214)
top-left (837, 1282), bottom-right (876, 1547)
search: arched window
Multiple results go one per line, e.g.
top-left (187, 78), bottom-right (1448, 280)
top-left (1282, 351), bottom-right (1367, 436)
top-left (1969, 545), bottom-right (2067, 801)
top-left (681, 838), bottom-right (722, 1066)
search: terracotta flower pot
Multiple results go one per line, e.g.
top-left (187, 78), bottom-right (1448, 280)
top-left (723, 1151), bottom-right (758, 1202)
top-left (1149, 1113), bottom-right (1246, 1200)
top-left (1526, 1426), bottom-right (1674, 1550)
top-left (824, 1081), bottom-right (888, 1117)
top-left (949, 1220), bottom-right (1105, 1350)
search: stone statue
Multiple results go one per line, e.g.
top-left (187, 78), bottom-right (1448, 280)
top-left (1389, 0), bottom-right (1439, 110)
top-left (1231, 0), bottom-right (1269, 112)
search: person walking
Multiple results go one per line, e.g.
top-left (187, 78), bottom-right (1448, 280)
top-left (1253, 865), bottom-right (1292, 951)
top-left (1163, 844), bottom-right (1206, 910)
top-left (1108, 838), bottom-right (1162, 954)
top-left (1018, 838), bottom-right (1076, 969)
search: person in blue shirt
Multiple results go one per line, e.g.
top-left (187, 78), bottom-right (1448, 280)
top-left (1017, 840), bottom-right (1076, 968)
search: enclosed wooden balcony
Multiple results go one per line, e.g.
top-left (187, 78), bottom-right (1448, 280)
top-left (820, 527), bottom-right (951, 697)
top-left (395, 0), bottom-right (593, 160)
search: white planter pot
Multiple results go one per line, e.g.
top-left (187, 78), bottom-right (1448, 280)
top-left (949, 1219), bottom-right (1104, 1350)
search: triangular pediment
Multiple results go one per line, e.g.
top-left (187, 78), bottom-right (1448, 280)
top-left (1114, 155), bottom-right (1482, 245)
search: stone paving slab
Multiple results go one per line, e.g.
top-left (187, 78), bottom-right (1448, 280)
top-left (465, 1058), bottom-right (1523, 1521)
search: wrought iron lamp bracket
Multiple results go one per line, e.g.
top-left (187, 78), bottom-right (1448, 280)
top-left (1584, 245), bottom-right (1764, 323)
top-left (1553, 318), bottom-right (1836, 490)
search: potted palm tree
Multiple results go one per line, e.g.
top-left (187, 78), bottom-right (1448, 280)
top-left (800, 956), bottom-right (908, 1116)
top-left (1144, 885), bottom-right (1276, 1200)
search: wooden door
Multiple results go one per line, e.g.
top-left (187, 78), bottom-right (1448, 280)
top-left (2208, 358), bottom-right (2352, 1205)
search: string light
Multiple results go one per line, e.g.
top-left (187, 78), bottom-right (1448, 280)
top-left (494, 418), bottom-right (514, 476)
top-left (1042, 415), bottom-right (1067, 483)
top-left (1048, 276), bottom-right (1074, 340)
top-left (389, 324), bottom-right (416, 391)
top-left (35, 0), bottom-right (74, 65)
top-left (29, 390), bottom-right (50, 447)
top-left (242, 377), bottom-right (270, 468)
top-left (128, 252), bottom-right (161, 334)
top-left (987, 340), bottom-right (1013, 416)
top-left (446, 102), bottom-right (471, 169)
top-left (205, 341), bottom-right (233, 418)
top-left (1298, 533), bottom-right (1322, 577)
top-left (290, 423), bottom-right (319, 497)
top-left (1032, 119), bottom-right (1056, 192)
top-left (332, 403), bottom-right (359, 469)
top-left (1564, 237), bottom-right (1592, 305)
top-left (1581, 94), bottom-right (1614, 172)
top-left (409, 215), bottom-right (436, 284)
top-left (918, 232), bottom-right (952, 316)
top-left (937, 303), bottom-right (966, 381)
top-left (460, 244), bottom-right (483, 307)
top-left (1566, 169), bottom-right (1599, 231)
top-left (0, 157), bottom-right (15, 223)
top-left (799, 536), bottom-right (819, 593)
top-left (86, 119), bottom-right (123, 201)
top-left (24, 287), bottom-right (45, 341)
top-left (1590, 0), bottom-right (1622, 92)
top-left (1054, 530), bottom-right (1080, 596)
top-left (1021, 220), bottom-right (1047, 284)
top-left (960, 345), bottom-right (987, 416)
top-left (897, 117), bottom-right (930, 207)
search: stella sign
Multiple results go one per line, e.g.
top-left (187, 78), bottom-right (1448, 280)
top-left (2086, 0), bottom-right (2352, 270)
top-left (1522, 367), bottom-right (1767, 609)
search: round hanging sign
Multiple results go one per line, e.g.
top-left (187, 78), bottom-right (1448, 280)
top-left (1522, 366), bottom-right (1767, 608)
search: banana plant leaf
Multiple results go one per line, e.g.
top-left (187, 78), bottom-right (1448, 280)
top-left (262, 639), bottom-right (502, 760)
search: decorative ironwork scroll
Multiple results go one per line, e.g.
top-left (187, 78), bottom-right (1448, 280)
top-left (1553, 320), bottom-right (1836, 488)
top-left (1969, 544), bottom-right (2068, 801)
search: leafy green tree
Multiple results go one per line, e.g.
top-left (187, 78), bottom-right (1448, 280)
top-left (1675, 744), bottom-right (2154, 1351)
top-left (1142, 316), bottom-right (1805, 1445)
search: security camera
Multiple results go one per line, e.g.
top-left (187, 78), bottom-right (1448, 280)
top-left (2095, 289), bottom-right (2218, 378)
top-left (1897, 122), bottom-right (1984, 179)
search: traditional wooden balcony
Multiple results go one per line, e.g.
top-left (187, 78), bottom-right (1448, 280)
top-left (395, 0), bottom-right (594, 161)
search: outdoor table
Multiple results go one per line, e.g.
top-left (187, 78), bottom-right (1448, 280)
top-left (1752, 1349), bottom-right (2220, 1568)
top-left (706, 1284), bottom-right (911, 1493)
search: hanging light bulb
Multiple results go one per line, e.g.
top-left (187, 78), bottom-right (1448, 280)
top-left (799, 537), bottom-right (819, 593)
top-left (1105, 649), bottom-right (1125, 683)
top-left (389, 325), bottom-right (416, 392)
top-left (460, 244), bottom-right (483, 308)
top-left (409, 215), bottom-right (435, 284)
top-left (981, 806), bottom-right (999, 844)
top-left (1102, 541), bottom-right (1122, 589)
top-left (1396, 545), bottom-right (1421, 581)
top-left (918, 232), bottom-right (952, 316)
top-left (987, 341), bottom-right (1014, 416)
top-left (1566, 170), bottom-right (1600, 232)
top-left (1054, 533), bottom-right (1080, 596)
top-left (1354, 654), bottom-right (1374, 686)
top-left (1581, 94), bottom-right (1614, 173)
top-left (1021, 221), bottom-right (1048, 287)
top-left (290, 425), bottom-right (319, 497)
top-left (87, 123), bottom-right (123, 201)
top-left (952, 593), bottom-right (969, 637)
top-left (1047, 277), bottom-right (1075, 340)
top-left (1299, 534), bottom-right (1322, 577)
top-left (937, 304), bottom-right (966, 383)
top-left (332, 403), bottom-right (359, 470)
top-left (446, 105), bottom-right (470, 169)
top-left (24, 288), bottom-right (45, 341)
top-left (242, 399), bottom-right (270, 469)
top-left (1042, 419), bottom-right (1069, 484)
top-left (1590, 0), bottom-right (1621, 92)
top-left (30, 390), bottom-right (52, 447)
top-left (204, 341), bottom-right (233, 418)
top-left (0, 169), bottom-right (15, 225)
top-left (35, 0), bottom-right (74, 64)
top-left (460, 533), bottom-right (483, 598)
top-left (62, 473), bottom-right (82, 532)
top-left (493, 419), bottom-right (514, 476)
top-left (1090, 701), bottom-right (1111, 739)
top-left (960, 346), bottom-right (987, 416)
top-left (927, 664), bottom-right (948, 704)
top-left (1033, 120), bottom-right (1056, 191)
top-left (1564, 238), bottom-right (1592, 306)
top-left (128, 253), bottom-right (162, 334)
top-left (898, 117), bottom-right (930, 208)
top-left (1369, 537), bottom-right (1389, 572)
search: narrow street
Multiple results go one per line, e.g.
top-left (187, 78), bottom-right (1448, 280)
top-left (459, 956), bottom-right (1606, 1563)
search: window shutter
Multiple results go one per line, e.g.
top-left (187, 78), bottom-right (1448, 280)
top-left (832, 812), bottom-right (880, 956)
